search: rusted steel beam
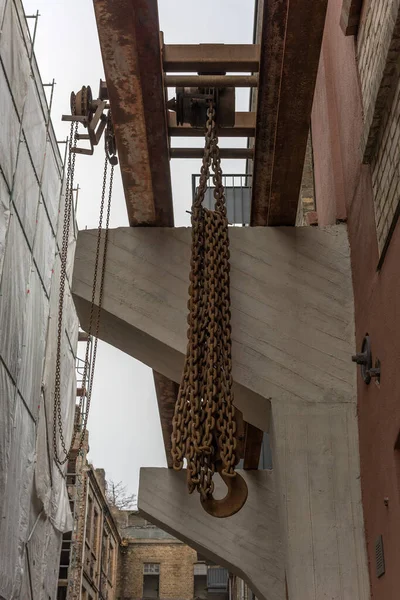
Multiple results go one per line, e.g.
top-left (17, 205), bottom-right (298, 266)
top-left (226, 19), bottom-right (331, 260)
top-left (243, 423), bottom-right (264, 470)
top-left (163, 44), bottom-right (260, 73)
top-left (340, 0), bottom-right (363, 36)
top-left (170, 148), bottom-right (254, 160)
top-left (251, 0), bottom-right (328, 226)
top-left (165, 75), bottom-right (258, 88)
top-left (153, 372), bottom-right (179, 468)
top-left (93, 0), bottom-right (173, 226)
top-left (168, 111), bottom-right (256, 137)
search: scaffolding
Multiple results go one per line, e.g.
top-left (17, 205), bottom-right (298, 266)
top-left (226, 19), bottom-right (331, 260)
top-left (0, 1), bottom-right (79, 597)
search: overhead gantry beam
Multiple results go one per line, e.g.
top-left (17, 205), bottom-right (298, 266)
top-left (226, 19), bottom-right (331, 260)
top-left (170, 148), bottom-right (254, 160)
top-left (162, 44), bottom-right (260, 73)
top-left (168, 112), bottom-right (256, 138)
top-left (251, 0), bottom-right (328, 226)
top-left (93, 0), bottom-right (173, 227)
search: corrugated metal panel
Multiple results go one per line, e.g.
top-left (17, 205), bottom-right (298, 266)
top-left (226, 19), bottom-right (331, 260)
top-left (207, 566), bottom-right (229, 590)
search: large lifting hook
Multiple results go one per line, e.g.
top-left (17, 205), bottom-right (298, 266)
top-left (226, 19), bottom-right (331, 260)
top-left (200, 464), bottom-right (248, 519)
top-left (62, 80), bottom-right (118, 165)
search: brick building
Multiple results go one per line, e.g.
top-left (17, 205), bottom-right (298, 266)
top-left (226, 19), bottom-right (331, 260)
top-left (116, 513), bottom-right (251, 600)
top-left (57, 426), bottom-right (120, 600)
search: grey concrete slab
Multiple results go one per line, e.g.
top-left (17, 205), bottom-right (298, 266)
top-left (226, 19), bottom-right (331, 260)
top-left (138, 468), bottom-right (285, 600)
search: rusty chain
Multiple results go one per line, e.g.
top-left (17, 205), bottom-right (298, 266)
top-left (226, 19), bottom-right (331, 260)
top-left (171, 103), bottom-right (238, 501)
top-left (53, 120), bottom-right (78, 465)
top-left (53, 114), bottom-right (115, 466)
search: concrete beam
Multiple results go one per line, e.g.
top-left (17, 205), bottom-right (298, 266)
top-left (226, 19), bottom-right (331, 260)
top-left (72, 225), bottom-right (355, 430)
top-left (138, 468), bottom-right (285, 600)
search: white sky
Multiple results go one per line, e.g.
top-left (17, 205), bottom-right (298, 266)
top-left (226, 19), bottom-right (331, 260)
top-left (23, 0), bottom-right (254, 497)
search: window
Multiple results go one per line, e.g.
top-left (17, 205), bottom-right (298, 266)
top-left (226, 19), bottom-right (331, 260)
top-left (194, 563), bottom-right (207, 576)
top-left (86, 496), bottom-right (93, 542)
top-left (108, 541), bottom-right (115, 581)
top-left (101, 532), bottom-right (109, 572)
top-left (143, 563), bottom-right (160, 575)
top-left (93, 508), bottom-right (99, 555)
top-left (143, 563), bottom-right (160, 598)
top-left (56, 586), bottom-right (67, 600)
top-left (194, 563), bottom-right (207, 600)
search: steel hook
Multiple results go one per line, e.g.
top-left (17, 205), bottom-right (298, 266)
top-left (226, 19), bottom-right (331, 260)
top-left (200, 468), bottom-right (248, 518)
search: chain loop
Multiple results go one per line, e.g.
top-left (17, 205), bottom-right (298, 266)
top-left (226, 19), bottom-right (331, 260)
top-left (53, 118), bottom-right (114, 466)
top-left (171, 103), bottom-right (238, 502)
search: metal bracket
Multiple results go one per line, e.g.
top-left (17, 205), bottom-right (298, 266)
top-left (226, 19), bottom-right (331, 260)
top-left (352, 335), bottom-right (381, 384)
top-left (167, 83), bottom-right (235, 128)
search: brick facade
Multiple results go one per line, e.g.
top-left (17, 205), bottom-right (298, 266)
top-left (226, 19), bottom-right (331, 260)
top-left (57, 431), bottom-right (120, 600)
top-left (358, 0), bottom-right (399, 150)
top-left (370, 73), bottom-right (400, 251)
top-left (355, 0), bottom-right (400, 252)
top-left (117, 540), bottom-right (197, 600)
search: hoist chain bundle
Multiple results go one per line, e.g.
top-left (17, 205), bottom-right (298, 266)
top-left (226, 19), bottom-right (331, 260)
top-left (171, 104), bottom-right (247, 517)
top-left (52, 111), bottom-right (116, 467)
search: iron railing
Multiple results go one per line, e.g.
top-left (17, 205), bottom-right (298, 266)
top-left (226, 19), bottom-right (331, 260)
top-left (191, 174), bottom-right (252, 226)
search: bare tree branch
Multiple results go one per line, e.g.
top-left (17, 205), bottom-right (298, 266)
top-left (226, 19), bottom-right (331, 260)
top-left (105, 480), bottom-right (137, 510)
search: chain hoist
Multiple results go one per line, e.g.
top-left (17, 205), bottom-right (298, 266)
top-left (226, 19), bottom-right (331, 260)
top-left (53, 95), bottom-right (117, 467)
top-left (171, 103), bottom-right (248, 518)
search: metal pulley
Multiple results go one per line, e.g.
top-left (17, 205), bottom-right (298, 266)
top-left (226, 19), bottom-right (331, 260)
top-left (62, 80), bottom-right (117, 164)
top-left (71, 85), bottom-right (94, 122)
top-left (167, 81), bottom-right (235, 128)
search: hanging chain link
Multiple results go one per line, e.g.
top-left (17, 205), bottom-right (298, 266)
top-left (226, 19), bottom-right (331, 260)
top-left (53, 120), bottom-right (78, 465)
top-left (171, 103), bottom-right (238, 501)
top-left (53, 115), bottom-right (115, 466)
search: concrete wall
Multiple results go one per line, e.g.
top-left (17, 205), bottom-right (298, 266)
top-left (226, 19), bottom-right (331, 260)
top-left (312, 0), bottom-right (400, 596)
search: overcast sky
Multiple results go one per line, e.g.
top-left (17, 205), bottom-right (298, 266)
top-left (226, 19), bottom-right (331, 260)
top-left (23, 0), bottom-right (254, 497)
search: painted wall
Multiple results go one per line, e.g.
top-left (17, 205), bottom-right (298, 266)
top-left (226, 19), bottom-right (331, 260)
top-left (312, 0), bottom-right (400, 597)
